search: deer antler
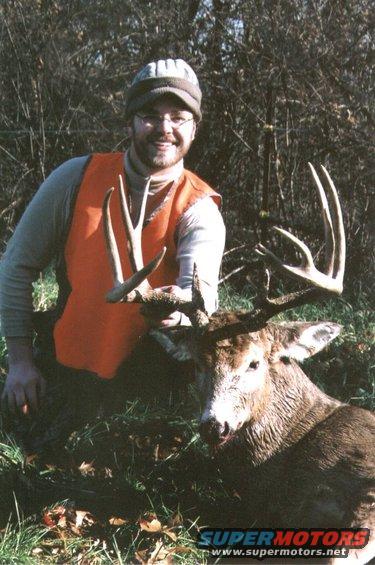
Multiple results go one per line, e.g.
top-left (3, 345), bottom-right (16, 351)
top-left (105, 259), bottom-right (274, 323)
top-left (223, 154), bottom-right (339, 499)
top-left (202, 164), bottom-right (346, 342)
top-left (103, 174), bottom-right (209, 328)
top-left (251, 163), bottom-right (345, 322)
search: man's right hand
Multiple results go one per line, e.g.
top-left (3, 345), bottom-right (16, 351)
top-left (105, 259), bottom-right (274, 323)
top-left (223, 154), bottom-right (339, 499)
top-left (2, 362), bottom-right (46, 415)
top-left (2, 338), bottom-right (46, 415)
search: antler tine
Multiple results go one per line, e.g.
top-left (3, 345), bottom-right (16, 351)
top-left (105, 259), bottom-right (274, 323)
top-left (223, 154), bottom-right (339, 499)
top-left (103, 175), bottom-right (167, 302)
top-left (255, 228), bottom-right (315, 279)
top-left (136, 174), bottom-right (150, 232)
top-left (246, 164), bottom-right (346, 328)
top-left (105, 248), bottom-right (166, 303)
top-left (118, 173), bottom-right (147, 274)
top-left (103, 187), bottom-right (124, 287)
top-left (254, 164), bottom-right (345, 295)
top-left (103, 178), bottom-right (209, 329)
top-left (320, 164), bottom-right (345, 285)
top-left (190, 263), bottom-right (210, 328)
top-left (188, 164), bottom-right (345, 340)
top-left (308, 163), bottom-right (335, 277)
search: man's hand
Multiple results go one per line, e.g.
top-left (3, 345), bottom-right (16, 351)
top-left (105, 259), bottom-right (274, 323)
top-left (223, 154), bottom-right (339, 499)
top-left (2, 338), bottom-right (46, 415)
top-left (141, 285), bottom-right (191, 328)
top-left (2, 361), bottom-right (46, 415)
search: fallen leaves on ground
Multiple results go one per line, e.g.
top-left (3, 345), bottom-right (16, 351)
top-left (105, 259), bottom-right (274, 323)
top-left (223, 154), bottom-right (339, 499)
top-left (78, 460), bottom-right (96, 476)
top-left (135, 538), bottom-right (192, 564)
top-left (14, 415), bottom-right (214, 562)
top-left (40, 506), bottom-right (193, 563)
top-left (127, 425), bottom-right (186, 462)
top-left (108, 516), bottom-right (128, 526)
top-left (42, 505), bottom-right (99, 537)
top-left (139, 513), bottom-right (177, 541)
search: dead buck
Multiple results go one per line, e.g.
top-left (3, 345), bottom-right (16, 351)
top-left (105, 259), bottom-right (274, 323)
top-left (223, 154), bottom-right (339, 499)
top-left (104, 165), bottom-right (375, 564)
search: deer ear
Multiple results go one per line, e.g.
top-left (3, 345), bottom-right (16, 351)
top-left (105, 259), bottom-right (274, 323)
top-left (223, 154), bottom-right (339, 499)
top-left (273, 321), bottom-right (341, 362)
top-left (150, 327), bottom-right (194, 361)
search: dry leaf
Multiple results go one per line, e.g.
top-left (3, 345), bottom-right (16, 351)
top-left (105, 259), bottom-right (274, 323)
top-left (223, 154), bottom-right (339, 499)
top-left (42, 513), bottom-right (56, 528)
top-left (161, 527), bottom-right (177, 542)
top-left (139, 516), bottom-right (162, 533)
top-left (135, 549), bottom-right (149, 564)
top-left (45, 463), bottom-right (57, 471)
top-left (25, 453), bottom-right (38, 465)
top-left (168, 511), bottom-right (183, 528)
top-left (75, 509), bottom-right (93, 528)
top-left (57, 516), bottom-right (67, 528)
top-left (154, 555), bottom-right (174, 564)
top-left (108, 516), bottom-right (127, 526)
top-left (78, 460), bottom-right (95, 475)
top-left (43, 505), bottom-right (66, 528)
top-left (169, 545), bottom-right (192, 554)
top-left (149, 540), bottom-right (168, 562)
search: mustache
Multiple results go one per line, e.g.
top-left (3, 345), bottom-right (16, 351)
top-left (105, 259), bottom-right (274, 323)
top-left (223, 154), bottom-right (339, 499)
top-left (147, 135), bottom-right (178, 144)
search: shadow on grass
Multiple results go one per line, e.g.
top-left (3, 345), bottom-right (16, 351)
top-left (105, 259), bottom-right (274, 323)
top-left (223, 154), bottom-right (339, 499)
top-left (0, 396), bottom-right (247, 562)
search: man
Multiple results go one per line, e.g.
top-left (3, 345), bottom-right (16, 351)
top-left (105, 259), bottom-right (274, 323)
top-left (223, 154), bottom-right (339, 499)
top-left (0, 58), bottom-right (225, 438)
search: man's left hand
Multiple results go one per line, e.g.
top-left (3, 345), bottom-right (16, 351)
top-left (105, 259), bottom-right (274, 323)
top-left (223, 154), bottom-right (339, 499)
top-left (141, 285), bottom-right (190, 328)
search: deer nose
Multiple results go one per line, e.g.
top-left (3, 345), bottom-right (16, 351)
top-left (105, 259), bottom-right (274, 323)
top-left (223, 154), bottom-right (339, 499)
top-left (199, 418), bottom-right (232, 446)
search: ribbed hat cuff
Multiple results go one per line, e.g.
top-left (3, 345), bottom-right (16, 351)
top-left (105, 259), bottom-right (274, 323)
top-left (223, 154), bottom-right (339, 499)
top-left (126, 77), bottom-right (202, 121)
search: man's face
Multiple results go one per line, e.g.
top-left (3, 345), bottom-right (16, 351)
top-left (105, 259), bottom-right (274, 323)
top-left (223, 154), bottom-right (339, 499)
top-left (130, 96), bottom-right (196, 172)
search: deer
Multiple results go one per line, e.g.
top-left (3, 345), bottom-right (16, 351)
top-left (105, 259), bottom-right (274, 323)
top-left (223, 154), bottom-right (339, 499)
top-left (103, 164), bottom-right (375, 564)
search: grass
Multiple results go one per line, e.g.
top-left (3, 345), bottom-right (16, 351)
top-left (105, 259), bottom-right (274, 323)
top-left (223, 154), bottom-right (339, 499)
top-left (0, 398), bottom-right (226, 563)
top-left (0, 272), bottom-right (373, 563)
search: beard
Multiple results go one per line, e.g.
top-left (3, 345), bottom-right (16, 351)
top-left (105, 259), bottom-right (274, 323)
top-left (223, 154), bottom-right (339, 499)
top-left (133, 133), bottom-right (193, 170)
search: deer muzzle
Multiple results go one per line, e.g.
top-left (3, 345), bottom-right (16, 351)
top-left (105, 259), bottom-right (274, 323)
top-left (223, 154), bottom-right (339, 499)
top-left (199, 417), bottom-right (235, 447)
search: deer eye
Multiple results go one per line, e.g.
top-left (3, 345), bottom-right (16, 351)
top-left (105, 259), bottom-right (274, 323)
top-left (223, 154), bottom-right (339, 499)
top-left (249, 360), bottom-right (259, 370)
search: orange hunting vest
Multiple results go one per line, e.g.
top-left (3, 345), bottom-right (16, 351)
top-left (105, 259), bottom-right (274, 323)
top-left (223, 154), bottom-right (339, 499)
top-left (53, 153), bottom-right (220, 379)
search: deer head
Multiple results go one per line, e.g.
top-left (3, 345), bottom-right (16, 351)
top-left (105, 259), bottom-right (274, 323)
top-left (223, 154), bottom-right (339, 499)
top-left (103, 164), bottom-right (345, 448)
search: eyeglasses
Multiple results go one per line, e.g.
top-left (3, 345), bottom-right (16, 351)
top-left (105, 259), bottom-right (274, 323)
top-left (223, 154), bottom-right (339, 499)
top-left (135, 113), bottom-right (195, 129)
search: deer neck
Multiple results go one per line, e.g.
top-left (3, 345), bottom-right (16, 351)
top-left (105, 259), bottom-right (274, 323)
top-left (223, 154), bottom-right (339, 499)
top-left (241, 361), bottom-right (339, 466)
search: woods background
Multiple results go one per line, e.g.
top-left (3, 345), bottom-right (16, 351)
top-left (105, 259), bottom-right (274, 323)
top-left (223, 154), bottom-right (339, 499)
top-left (0, 0), bottom-right (373, 297)
top-left (0, 4), bottom-right (373, 559)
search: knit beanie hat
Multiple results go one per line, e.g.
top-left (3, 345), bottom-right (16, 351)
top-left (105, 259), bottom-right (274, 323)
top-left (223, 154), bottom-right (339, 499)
top-left (125, 58), bottom-right (202, 121)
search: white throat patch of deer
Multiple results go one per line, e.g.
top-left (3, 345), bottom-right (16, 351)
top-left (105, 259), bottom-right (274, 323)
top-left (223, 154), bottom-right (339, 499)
top-left (103, 164), bottom-right (375, 562)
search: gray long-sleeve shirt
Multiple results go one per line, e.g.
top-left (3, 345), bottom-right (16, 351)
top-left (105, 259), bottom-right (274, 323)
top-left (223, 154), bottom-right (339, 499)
top-left (0, 155), bottom-right (225, 337)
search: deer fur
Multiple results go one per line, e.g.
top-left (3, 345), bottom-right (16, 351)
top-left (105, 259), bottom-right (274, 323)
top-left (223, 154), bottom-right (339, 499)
top-left (152, 312), bottom-right (375, 564)
top-left (103, 166), bottom-right (373, 562)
